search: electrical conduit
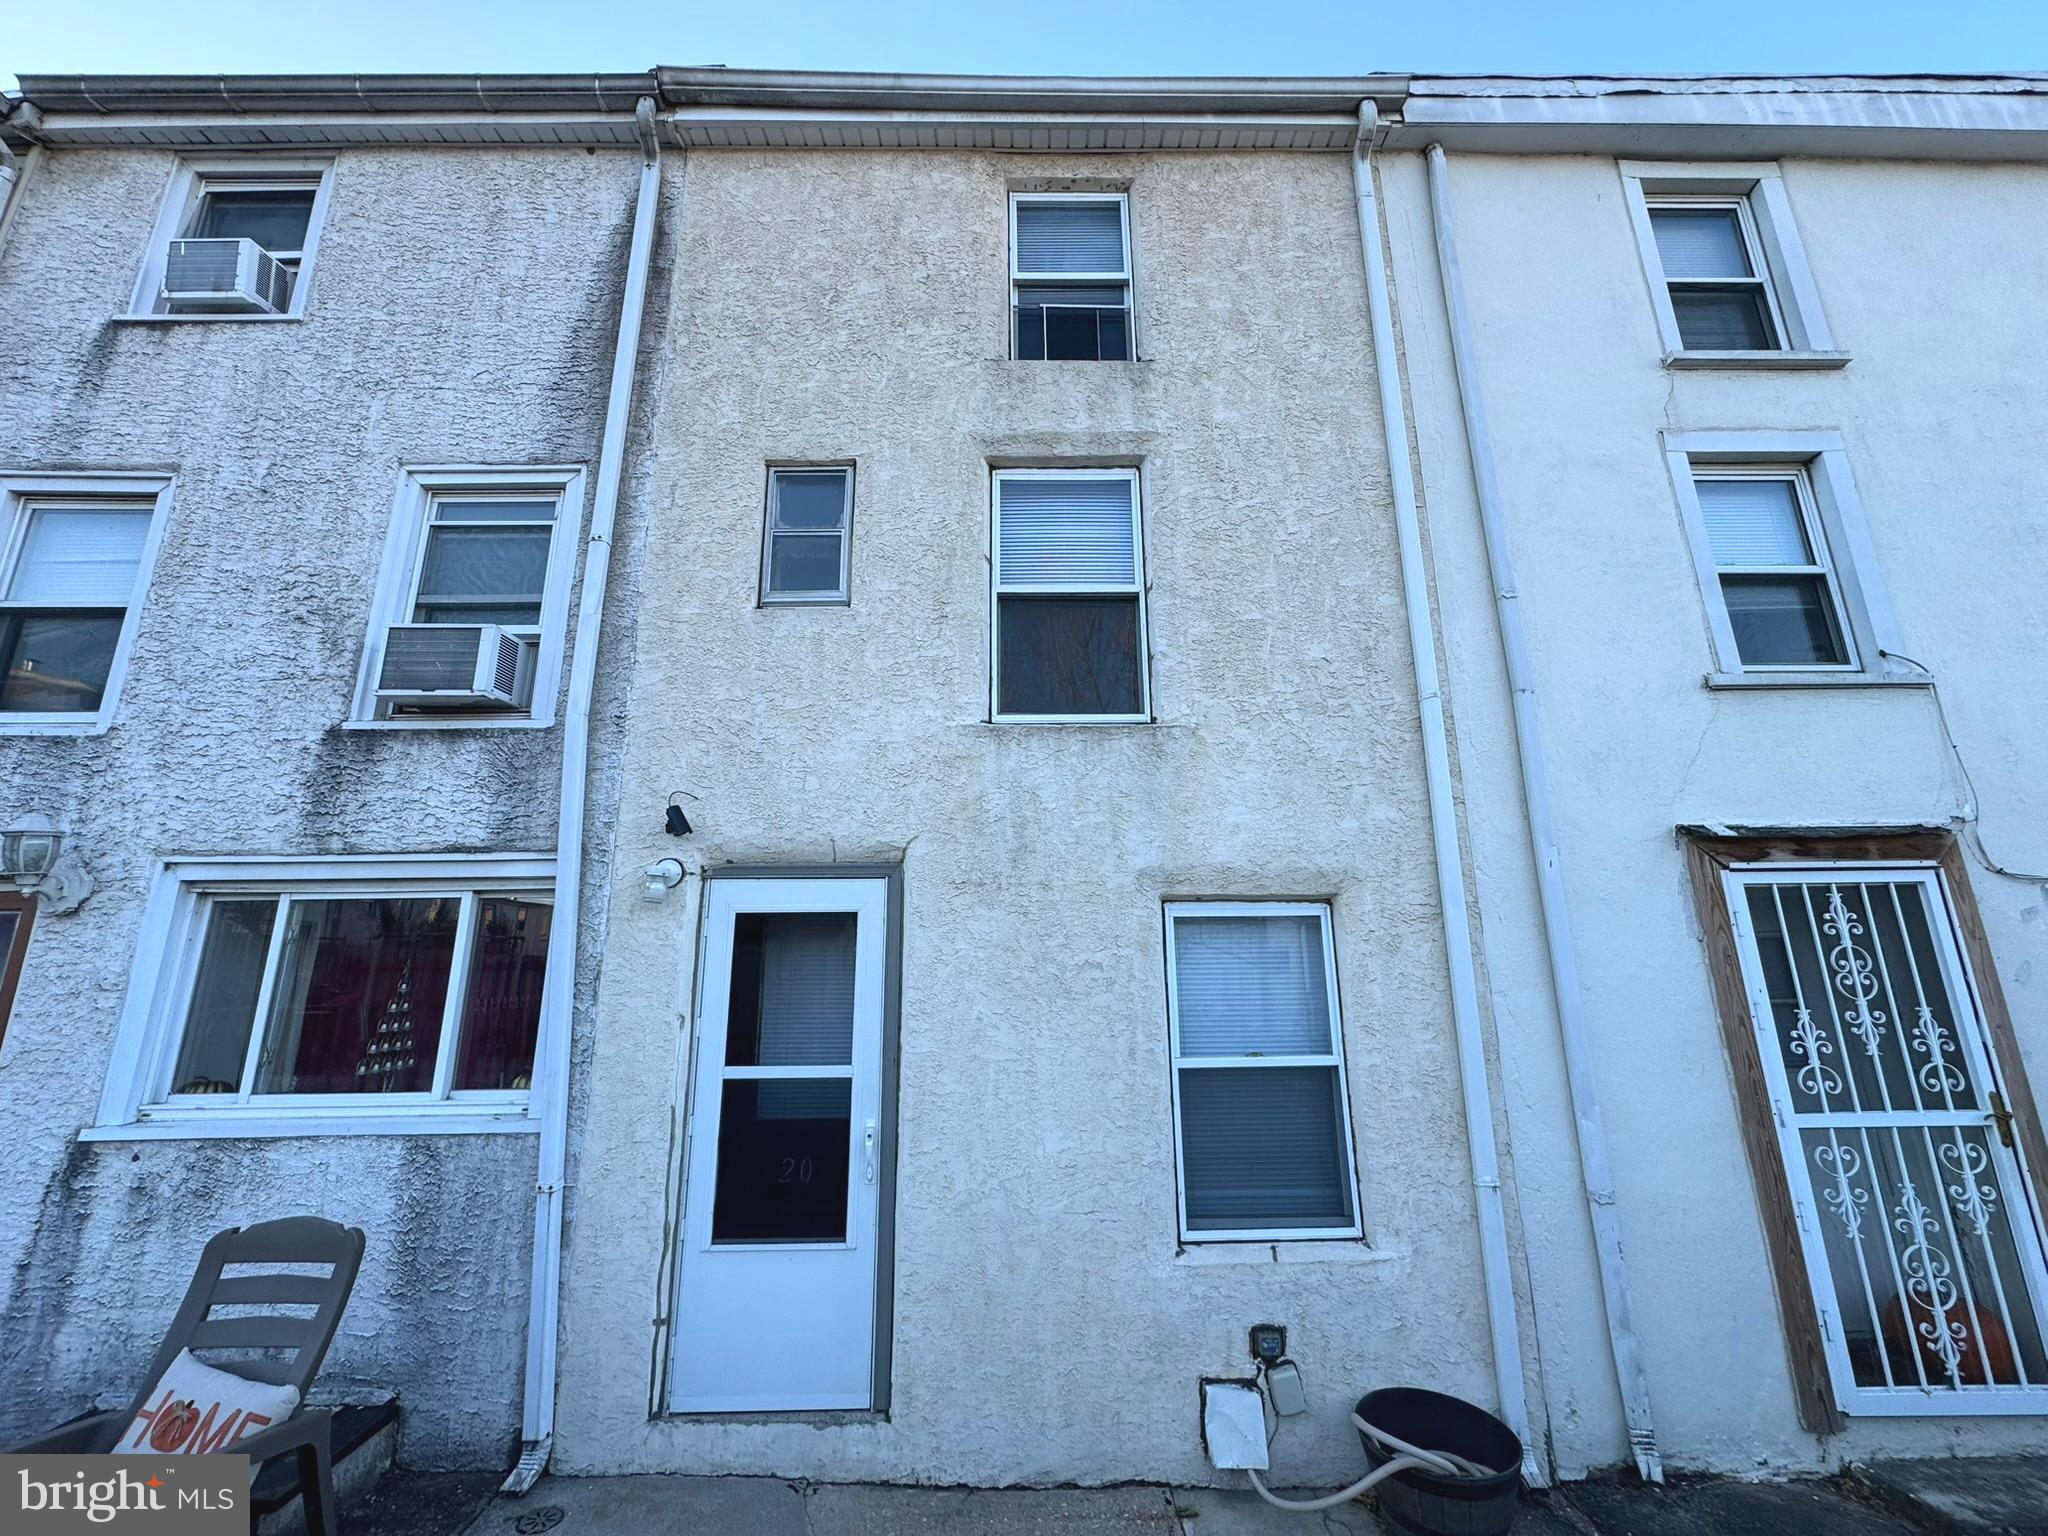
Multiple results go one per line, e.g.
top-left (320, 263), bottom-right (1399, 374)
top-left (507, 95), bottom-right (663, 1493)
top-left (1423, 142), bottom-right (1661, 1481)
top-left (1348, 103), bottom-right (1541, 1487)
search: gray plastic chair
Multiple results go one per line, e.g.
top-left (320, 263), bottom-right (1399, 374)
top-left (9, 1216), bottom-right (366, 1536)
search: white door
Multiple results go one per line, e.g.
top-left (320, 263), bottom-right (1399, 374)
top-left (1728, 865), bottom-right (2048, 1413)
top-left (670, 876), bottom-right (888, 1412)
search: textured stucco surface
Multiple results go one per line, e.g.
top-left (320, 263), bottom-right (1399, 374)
top-left (552, 147), bottom-right (1515, 1488)
top-left (0, 142), bottom-right (649, 1468)
top-left (1386, 148), bottom-right (2048, 1475)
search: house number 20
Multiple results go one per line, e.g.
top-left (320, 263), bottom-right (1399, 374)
top-left (778, 1157), bottom-right (815, 1184)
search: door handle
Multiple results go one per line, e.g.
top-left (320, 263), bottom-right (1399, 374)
top-left (1989, 1092), bottom-right (2017, 1150)
top-left (863, 1119), bottom-right (878, 1185)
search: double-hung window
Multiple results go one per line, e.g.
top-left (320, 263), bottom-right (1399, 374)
top-left (990, 469), bottom-right (1148, 722)
top-left (133, 159), bottom-right (333, 320)
top-left (0, 892), bottom-right (33, 1051)
top-left (760, 466), bottom-right (854, 604)
top-left (352, 469), bottom-right (584, 726)
top-left (0, 476), bottom-right (170, 731)
top-left (1646, 198), bottom-right (1785, 351)
top-left (1011, 194), bottom-right (1133, 362)
top-left (1164, 903), bottom-right (1362, 1241)
top-left (1621, 163), bottom-right (1838, 362)
top-left (1691, 467), bottom-right (1853, 670)
top-left (99, 857), bottom-right (556, 1134)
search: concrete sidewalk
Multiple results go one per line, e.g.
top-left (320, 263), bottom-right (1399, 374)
top-left (409, 1462), bottom-right (2045, 1536)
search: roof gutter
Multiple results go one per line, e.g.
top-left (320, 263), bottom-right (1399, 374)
top-left (1423, 141), bottom-right (1663, 1483)
top-left (1348, 101), bottom-right (1540, 1487)
top-left (505, 92), bottom-right (661, 1496)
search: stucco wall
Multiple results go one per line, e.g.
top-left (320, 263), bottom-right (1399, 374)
top-left (0, 142), bottom-right (647, 1468)
top-left (1386, 148), bottom-right (2048, 1475)
top-left (552, 146), bottom-right (1518, 1487)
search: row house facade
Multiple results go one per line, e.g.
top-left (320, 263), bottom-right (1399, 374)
top-left (0, 68), bottom-right (2042, 1491)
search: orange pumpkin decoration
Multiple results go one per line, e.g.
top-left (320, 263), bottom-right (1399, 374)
top-left (149, 1399), bottom-right (201, 1453)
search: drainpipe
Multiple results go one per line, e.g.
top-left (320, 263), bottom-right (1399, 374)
top-left (506, 94), bottom-right (662, 1495)
top-left (1349, 103), bottom-right (1540, 1488)
top-left (0, 103), bottom-right (46, 261)
top-left (1423, 143), bottom-right (1663, 1483)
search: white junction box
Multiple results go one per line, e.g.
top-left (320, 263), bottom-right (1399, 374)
top-left (1201, 1381), bottom-right (1269, 1471)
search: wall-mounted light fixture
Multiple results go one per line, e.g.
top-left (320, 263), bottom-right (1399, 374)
top-left (1, 814), bottom-right (92, 913)
top-left (643, 858), bottom-right (686, 903)
top-left (1, 818), bottom-right (63, 888)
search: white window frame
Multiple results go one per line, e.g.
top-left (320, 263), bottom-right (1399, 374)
top-left (1163, 900), bottom-right (1364, 1244)
top-left (1662, 431), bottom-right (1916, 688)
top-left (0, 471), bottom-right (176, 736)
top-left (1620, 161), bottom-right (1842, 366)
top-left (1723, 860), bottom-right (2048, 1417)
top-left (127, 155), bottom-right (336, 322)
top-left (988, 466), bottom-right (1151, 725)
top-left (759, 463), bottom-right (855, 606)
top-left (347, 466), bottom-right (587, 729)
top-left (91, 853), bottom-right (555, 1141)
top-left (1008, 191), bottom-right (1135, 361)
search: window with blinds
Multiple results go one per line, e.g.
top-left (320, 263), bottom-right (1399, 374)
top-left (1164, 903), bottom-right (1362, 1240)
top-left (1010, 194), bottom-right (1133, 362)
top-left (0, 498), bottom-right (159, 716)
top-left (1646, 196), bottom-right (1785, 351)
top-left (1692, 467), bottom-right (1852, 669)
top-left (990, 469), bottom-right (1148, 721)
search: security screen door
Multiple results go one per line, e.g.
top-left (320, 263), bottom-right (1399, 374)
top-left (1727, 866), bottom-right (2048, 1413)
top-left (670, 876), bottom-right (888, 1412)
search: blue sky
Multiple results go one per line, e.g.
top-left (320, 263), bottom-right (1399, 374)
top-left (6, 0), bottom-right (2046, 90)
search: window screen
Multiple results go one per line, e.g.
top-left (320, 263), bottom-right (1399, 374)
top-left (1648, 200), bottom-right (1782, 351)
top-left (1166, 905), bottom-right (1360, 1238)
top-left (0, 500), bottom-right (155, 715)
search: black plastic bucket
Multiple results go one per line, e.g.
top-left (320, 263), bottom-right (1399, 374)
top-left (1356, 1388), bottom-right (1523, 1536)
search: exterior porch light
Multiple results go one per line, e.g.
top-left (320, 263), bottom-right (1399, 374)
top-left (1, 817), bottom-right (63, 888)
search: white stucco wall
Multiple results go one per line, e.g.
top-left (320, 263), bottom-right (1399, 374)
top-left (552, 146), bottom-right (1525, 1487)
top-left (1385, 147), bottom-right (2048, 1475)
top-left (0, 142), bottom-right (650, 1468)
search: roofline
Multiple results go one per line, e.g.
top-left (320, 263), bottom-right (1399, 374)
top-left (655, 66), bottom-right (1408, 114)
top-left (12, 73), bottom-right (661, 116)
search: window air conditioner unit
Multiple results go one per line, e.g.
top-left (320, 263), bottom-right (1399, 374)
top-left (162, 237), bottom-right (294, 314)
top-left (376, 624), bottom-right (534, 709)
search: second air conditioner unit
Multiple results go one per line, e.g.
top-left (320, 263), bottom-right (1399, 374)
top-left (162, 237), bottom-right (295, 314)
top-left (376, 624), bottom-right (534, 709)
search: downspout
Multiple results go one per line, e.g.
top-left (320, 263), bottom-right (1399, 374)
top-left (1349, 104), bottom-right (1540, 1488)
top-left (506, 94), bottom-right (662, 1495)
top-left (1424, 143), bottom-right (1662, 1483)
top-left (0, 104), bottom-right (47, 261)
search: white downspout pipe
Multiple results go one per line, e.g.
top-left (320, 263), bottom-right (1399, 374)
top-left (1424, 143), bottom-right (1662, 1483)
top-left (1349, 103), bottom-right (1540, 1488)
top-left (506, 95), bottom-right (663, 1495)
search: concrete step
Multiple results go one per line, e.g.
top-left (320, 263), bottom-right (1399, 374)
top-left (1851, 1458), bottom-right (2048, 1536)
top-left (255, 1400), bottom-right (398, 1536)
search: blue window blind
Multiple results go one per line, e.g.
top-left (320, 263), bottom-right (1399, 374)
top-left (996, 477), bottom-right (1137, 587)
top-left (1015, 200), bottom-right (1127, 276)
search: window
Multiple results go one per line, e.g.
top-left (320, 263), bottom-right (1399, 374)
top-left (0, 893), bottom-right (33, 1051)
top-left (0, 475), bottom-right (172, 732)
top-left (1620, 163), bottom-right (1838, 362)
top-left (98, 856), bottom-right (556, 1136)
top-left (1010, 194), bottom-right (1132, 362)
top-left (1646, 199), bottom-right (1783, 350)
top-left (350, 468), bottom-right (585, 727)
top-left (1694, 842), bottom-right (2048, 1417)
top-left (760, 466), bottom-right (854, 604)
top-left (1164, 903), bottom-right (1362, 1241)
top-left (1691, 468), bottom-right (1851, 669)
top-left (1663, 432), bottom-right (1908, 685)
top-left (131, 158), bottom-right (333, 320)
top-left (990, 469), bottom-right (1148, 722)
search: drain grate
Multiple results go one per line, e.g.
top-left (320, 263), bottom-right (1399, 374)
top-left (512, 1508), bottom-right (566, 1534)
